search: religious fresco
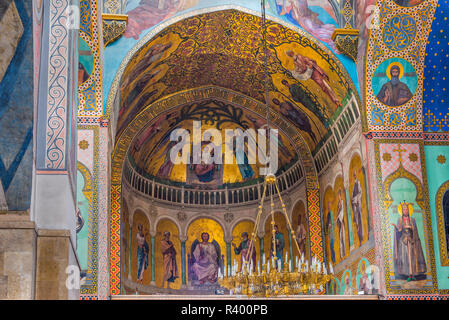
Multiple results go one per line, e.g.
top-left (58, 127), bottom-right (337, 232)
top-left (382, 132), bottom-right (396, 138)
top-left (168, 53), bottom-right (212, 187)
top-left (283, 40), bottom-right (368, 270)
top-left (231, 220), bottom-right (259, 273)
top-left (323, 177), bottom-right (351, 265)
top-left (376, 141), bottom-right (437, 294)
top-left (130, 210), bottom-right (151, 285)
top-left (349, 154), bottom-right (370, 248)
top-left (128, 100), bottom-right (298, 187)
top-left (0, 0), bottom-right (34, 211)
top-left (341, 270), bottom-right (353, 294)
top-left (120, 200), bottom-right (131, 282)
top-left (364, 0), bottom-right (437, 131)
top-left (78, 37), bottom-right (94, 86)
top-left (266, 0), bottom-right (339, 53)
top-left (115, 10), bottom-right (355, 152)
top-left (264, 212), bottom-right (290, 267)
top-left (155, 219), bottom-right (182, 290)
top-left (291, 200), bottom-right (309, 260)
top-left (76, 165), bottom-right (92, 272)
top-left (372, 58), bottom-right (417, 108)
top-left (186, 218), bottom-right (225, 289)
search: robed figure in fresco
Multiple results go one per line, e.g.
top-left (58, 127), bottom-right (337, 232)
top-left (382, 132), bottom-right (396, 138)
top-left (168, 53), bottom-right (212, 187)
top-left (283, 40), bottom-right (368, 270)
top-left (295, 215), bottom-right (307, 258)
top-left (351, 170), bottom-right (364, 244)
top-left (137, 224), bottom-right (149, 283)
top-left (392, 202), bottom-right (427, 282)
top-left (161, 231), bottom-right (179, 288)
top-left (270, 225), bottom-right (285, 266)
top-left (190, 232), bottom-right (221, 284)
top-left (286, 50), bottom-right (341, 107)
top-left (376, 65), bottom-right (413, 106)
top-left (336, 191), bottom-right (346, 259)
top-left (325, 201), bottom-right (336, 264)
top-left (232, 232), bottom-right (257, 272)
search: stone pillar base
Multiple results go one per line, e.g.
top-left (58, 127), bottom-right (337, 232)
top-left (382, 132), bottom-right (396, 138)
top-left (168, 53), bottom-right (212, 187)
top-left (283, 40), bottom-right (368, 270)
top-left (35, 229), bottom-right (80, 300)
top-left (0, 213), bottom-right (36, 299)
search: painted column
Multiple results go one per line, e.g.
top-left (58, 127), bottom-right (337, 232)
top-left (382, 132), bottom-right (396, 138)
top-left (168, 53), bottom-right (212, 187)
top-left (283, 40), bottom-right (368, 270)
top-left (226, 242), bottom-right (232, 275)
top-left (288, 231), bottom-right (293, 271)
top-left (345, 189), bottom-right (354, 248)
top-left (150, 235), bottom-right (156, 285)
top-left (180, 235), bottom-right (187, 288)
top-left (259, 236), bottom-right (264, 271)
top-left (362, 167), bottom-right (372, 235)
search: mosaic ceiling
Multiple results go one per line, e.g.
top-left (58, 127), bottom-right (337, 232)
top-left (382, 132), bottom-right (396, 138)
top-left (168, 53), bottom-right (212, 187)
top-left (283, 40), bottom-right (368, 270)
top-left (117, 9), bottom-right (356, 153)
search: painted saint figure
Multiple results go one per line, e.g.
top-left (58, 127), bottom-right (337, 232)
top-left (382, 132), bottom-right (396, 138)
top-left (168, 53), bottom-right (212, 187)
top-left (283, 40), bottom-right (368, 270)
top-left (191, 232), bottom-right (219, 284)
top-left (358, 261), bottom-right (371, 294)
top-left (295, 215), bottom-right (307, 258)
top-left (161, 231), bottom-right (179, 288)
top-left (232, 232), bottom-right (257, 272)
top-left (136, 224), bottom-right (149, 283)
top-left (351, 169), bottom-right (364, 244)
top-left (336, 190), bottom-right (346, 260)
top-left (272, 98), bottom-right (317, 143)
top-left (286, 50), bottom-right (341, 107)
top-left (376, 65), bottom-right (413, 106)
top-left (326, 201), bottom-right (336, 264)
top-left (270, 225), bottom-right (285, 266)
top-left (392, 202), bottom-right (427, 282)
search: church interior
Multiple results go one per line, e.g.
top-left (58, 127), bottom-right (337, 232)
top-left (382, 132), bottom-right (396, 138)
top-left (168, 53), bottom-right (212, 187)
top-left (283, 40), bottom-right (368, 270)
top-left (0, 0), bottom-right (448, 300)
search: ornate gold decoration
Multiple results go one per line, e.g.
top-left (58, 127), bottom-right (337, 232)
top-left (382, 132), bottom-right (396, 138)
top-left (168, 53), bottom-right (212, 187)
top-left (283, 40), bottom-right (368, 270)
top-left (409, 153), bottom-right (418, 162)
top-left (383, 152), bottom-right (392, 162)
top-left (435, 180), bottom-right (449, 266)
top-left (331, 28), bottom-right (359, 62)
top-left (218, 175), bottom-right (334, 296)
top-left (79, 139), bottom-right (89, 150)
top-left (102, 14), bottom-right (128, 46)
top-left (437, 155), bottom-right (447, 164)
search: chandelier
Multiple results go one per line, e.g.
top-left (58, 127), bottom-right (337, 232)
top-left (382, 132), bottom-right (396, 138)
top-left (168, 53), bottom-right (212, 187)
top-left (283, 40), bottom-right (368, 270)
top-left (218, 175), bottom-right (334, 297)
top-left (218, 0), bottom-right (334, 297)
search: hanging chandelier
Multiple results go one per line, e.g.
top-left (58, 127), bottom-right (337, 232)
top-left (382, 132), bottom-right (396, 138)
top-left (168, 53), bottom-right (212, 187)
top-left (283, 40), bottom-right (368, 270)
top-left (218, 1), bottom-right (334, 297)
top-left (218, 175), bottom-right (334, 297)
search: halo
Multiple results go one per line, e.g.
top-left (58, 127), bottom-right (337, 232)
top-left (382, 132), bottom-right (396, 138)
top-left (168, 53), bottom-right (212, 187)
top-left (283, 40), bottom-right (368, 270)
top-left (386, 62), bottom-right (404, 80)
top-left (398, 202), bottom-right (413, 216)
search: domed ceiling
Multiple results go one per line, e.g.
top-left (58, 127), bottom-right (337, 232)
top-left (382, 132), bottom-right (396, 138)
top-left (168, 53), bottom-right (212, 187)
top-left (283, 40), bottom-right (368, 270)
top-left (117, 9), bottom-right (357, 153)
top-left (128, 99), bottom-right (298, 188)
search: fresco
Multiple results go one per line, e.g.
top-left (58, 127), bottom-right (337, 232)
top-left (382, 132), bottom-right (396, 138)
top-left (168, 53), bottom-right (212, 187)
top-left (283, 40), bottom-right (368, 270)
top-left (372, 58), bottom-right (417, 107)
top-left (231, 220), bottom-right (259, 273)
top-left (117, 10), bottom-right (354, 153)
top-left (76, 168), bottom-right (90, 271)
top-left (0, 0), bottom-right (33, 211)
top-left (387, 178), bottom-right (431, 290)
top-left (323, 176), bottom-right (350, 265)
top-left (186, 218), bottom-right (225, 289)
top-left (78, 37), bottom-right (94, 86)
top-left (264, 212), bottom-right (290, 267)
top-left (128, 100), bottom-right (298, 187)
top-left (349, 154), bottom-right (370, 248)
top-left (130, 210), bottom-right (151, 285)
top-left (291, 200), bottom-right (309, 260)
top-left (267, 0), bottom-right (338, 53)
top-left (155, 219), bottom-right (182, 290)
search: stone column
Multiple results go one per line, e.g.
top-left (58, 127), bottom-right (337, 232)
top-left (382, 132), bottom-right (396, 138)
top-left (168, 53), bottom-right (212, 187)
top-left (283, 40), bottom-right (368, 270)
top-left (345, 188), bottom-right (354, 249)
top-left (150, 234), bottom-right (156, 286)
top-left (179, 235), bottom-right (187, 288)
top-left (258, 234), bottom-right (265, 271)
top-left (32, 0), bottom-right (79, 300)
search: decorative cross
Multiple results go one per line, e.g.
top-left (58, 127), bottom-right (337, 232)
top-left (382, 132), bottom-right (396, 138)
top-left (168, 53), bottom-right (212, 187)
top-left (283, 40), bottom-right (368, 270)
top-left (393, 144), bottom-right (407, 164)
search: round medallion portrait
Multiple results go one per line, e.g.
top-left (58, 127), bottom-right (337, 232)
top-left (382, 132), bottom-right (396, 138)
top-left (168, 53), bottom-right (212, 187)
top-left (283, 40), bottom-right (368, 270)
top-left (372, 58), bottom-right (417, 107)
